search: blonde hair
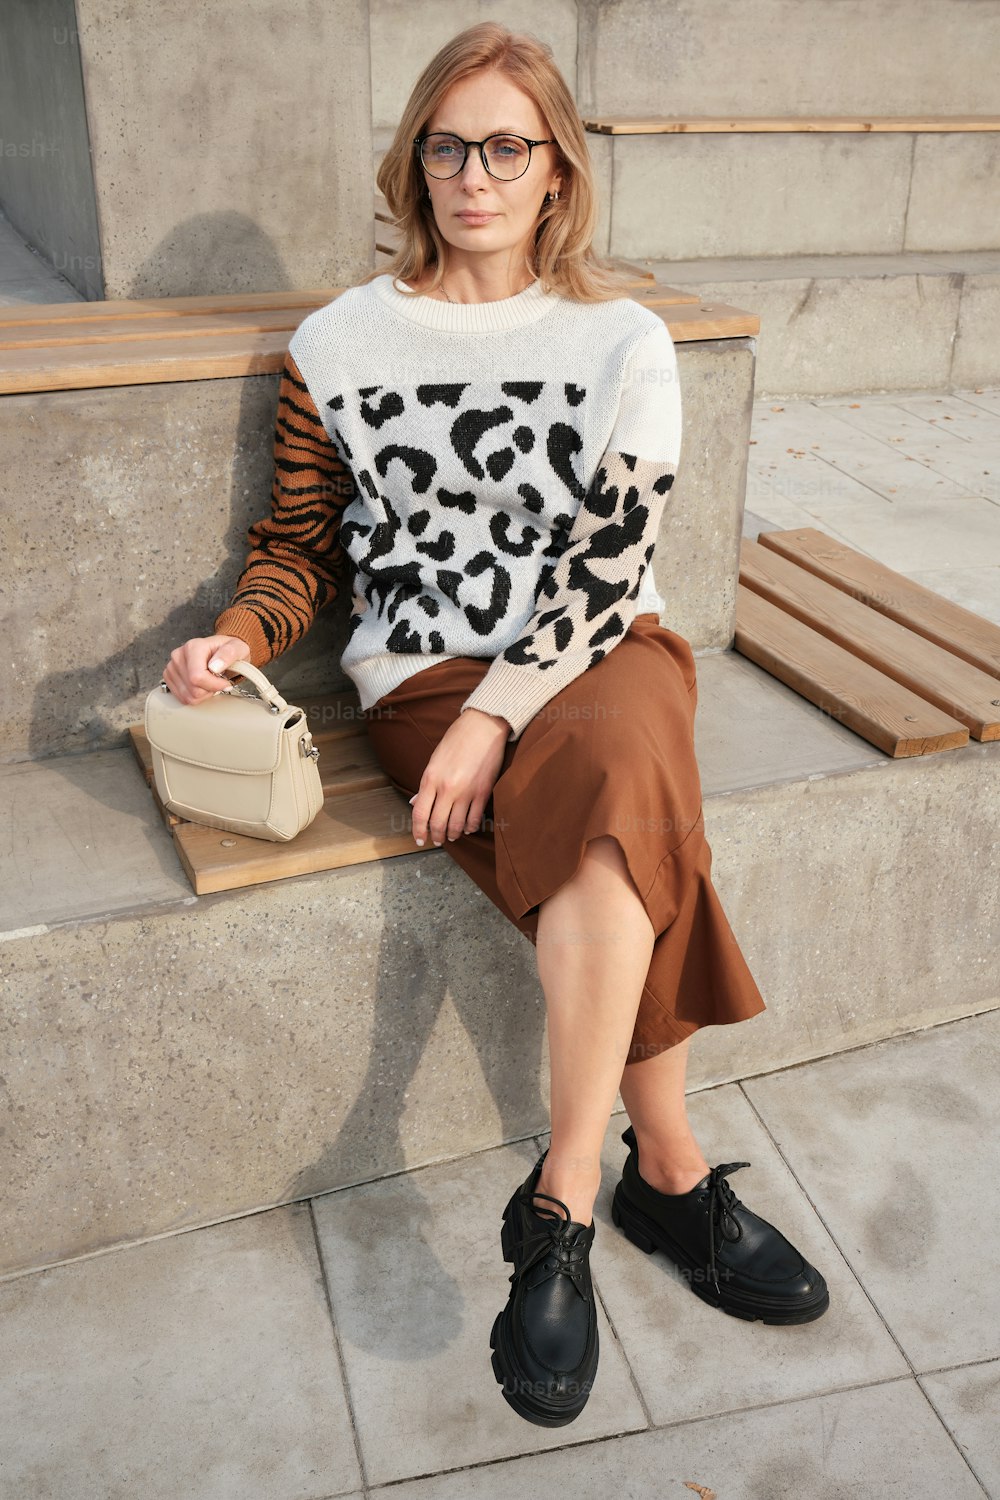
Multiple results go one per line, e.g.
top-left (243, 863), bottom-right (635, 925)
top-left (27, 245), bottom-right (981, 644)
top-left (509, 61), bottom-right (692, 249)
top-left (357, 21), bottom-right (638, 303)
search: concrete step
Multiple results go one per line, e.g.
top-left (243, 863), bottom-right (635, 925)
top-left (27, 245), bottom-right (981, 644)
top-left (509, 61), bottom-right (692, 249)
top-left (2, 648), bottom-right (997, 1277)
top-left (641, 251), bottom-right (1000, 397)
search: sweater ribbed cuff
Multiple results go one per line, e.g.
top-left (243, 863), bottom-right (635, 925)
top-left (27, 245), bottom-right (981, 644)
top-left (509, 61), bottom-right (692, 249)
top-left (459, 660), bottom-right (565, 743)
top-left (213, 605), bottom-right (272, 668)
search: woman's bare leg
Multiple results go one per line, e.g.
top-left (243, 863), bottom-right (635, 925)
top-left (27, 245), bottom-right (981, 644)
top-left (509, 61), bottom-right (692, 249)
top-left (617, 1036), bottom-right (711, 1194)
top-left (532, 834), bottom-right (656, 1226)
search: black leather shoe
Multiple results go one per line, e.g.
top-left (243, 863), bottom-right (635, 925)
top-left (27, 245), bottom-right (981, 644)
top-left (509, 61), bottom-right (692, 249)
top-left (611, 1125), bottom-right (830, 1324)
top-left (489, 1148), bottom-right (599, 1426)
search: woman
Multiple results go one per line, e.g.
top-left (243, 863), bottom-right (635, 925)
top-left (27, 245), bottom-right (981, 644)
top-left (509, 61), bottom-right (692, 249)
top-left (163, 22), bottom-right (829, 1430)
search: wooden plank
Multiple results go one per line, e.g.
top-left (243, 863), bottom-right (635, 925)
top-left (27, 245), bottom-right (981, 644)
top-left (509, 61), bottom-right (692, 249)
top-left (582, 114), bottom-right (1000, 135)
top-left (0, 307), bottom-right (313, 350)
top-left (0, 297), bottom-right (758, 393)
top-left (757, 526), bottom-right (1000, 679)
top-left (740, 538), bottom-right (1000, 740)
top-left (173, 784), bottom-right (422, 894)
top-left (0, 330), bottom-right (294, 392)
top-left (0, 290), bottom-right (339, 328)
top-left (734, 585), bottom-right (969, 756)
top-left (659, 300), bottom-right (759, 339)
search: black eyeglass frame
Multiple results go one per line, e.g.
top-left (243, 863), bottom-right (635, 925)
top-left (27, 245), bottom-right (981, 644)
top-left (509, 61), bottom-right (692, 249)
top-left (413, 132), bottom-right (557, 181)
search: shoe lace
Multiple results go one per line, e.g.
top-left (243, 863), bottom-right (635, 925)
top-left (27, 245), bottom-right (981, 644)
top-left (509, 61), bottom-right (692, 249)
top-left (508, 1189), bottom-right (592, 1302)
top-left (705, 1161), bottom-right (751, 1293)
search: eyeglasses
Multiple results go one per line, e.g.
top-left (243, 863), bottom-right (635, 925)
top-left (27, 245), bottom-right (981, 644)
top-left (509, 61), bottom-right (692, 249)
top-left (414, 132), bottom-right (556, 182)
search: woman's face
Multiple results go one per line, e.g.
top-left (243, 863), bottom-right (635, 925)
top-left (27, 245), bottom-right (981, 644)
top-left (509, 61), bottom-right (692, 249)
top-left (420, 70), bottom-right (562, 274)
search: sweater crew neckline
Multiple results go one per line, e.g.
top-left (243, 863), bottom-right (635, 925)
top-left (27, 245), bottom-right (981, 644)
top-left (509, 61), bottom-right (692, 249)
top-left (370, 272), bottom-right (563, 333)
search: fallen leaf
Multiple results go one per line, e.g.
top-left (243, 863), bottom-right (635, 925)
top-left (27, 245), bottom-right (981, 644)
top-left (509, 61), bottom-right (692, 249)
top-left (684, 1485), bottom-right (717, 1499)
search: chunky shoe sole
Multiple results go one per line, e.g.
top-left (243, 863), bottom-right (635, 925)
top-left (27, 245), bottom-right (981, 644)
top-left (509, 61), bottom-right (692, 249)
top-left (489, 1188), bottom-right (597, 1427)
top-left (611, 1181), bottom-right (830, 1325)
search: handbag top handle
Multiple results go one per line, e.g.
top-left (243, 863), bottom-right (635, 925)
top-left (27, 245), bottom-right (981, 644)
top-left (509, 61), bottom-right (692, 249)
top-left (225, 661), bottom-right (289, 714)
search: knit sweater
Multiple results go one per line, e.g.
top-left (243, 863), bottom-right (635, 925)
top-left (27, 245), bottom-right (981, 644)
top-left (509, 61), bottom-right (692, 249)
top-left (214, 272), bottom-right (683, 742)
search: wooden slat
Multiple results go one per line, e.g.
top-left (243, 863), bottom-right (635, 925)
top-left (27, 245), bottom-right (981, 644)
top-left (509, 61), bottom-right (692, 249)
top-left (2, 330), bottom-right (294, 392)
top-left (0, 290), bottom-right (338, 328)
top-left (0, 307), bottom-right (314, 350)
top-left (740, 539), bottom-right (1000, 740)
top-left (583, 114), bottom-right (1000, 135)
top-left (734, 585), bottom-right (969, 756)
top-left (173, 784), bottom-right (420, 894)
top-left (757, 526), bottom-right (1000, 679)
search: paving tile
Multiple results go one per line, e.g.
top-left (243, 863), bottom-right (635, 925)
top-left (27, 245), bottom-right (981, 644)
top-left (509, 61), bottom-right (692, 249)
top-left (743, 1011), bottom-right (1000, 1371)
top-left (373, 1378), bottom-right (983, 1500)
top-left (902, 565), bottom-right (1000, 625)
top-left (921, 1359), bottom-right (1000, 1497)
top-left (0, 1203), bottom-right (361, 1499)
top-left (311, 1139), bottom-right (646, 1487)
top-left (792, 489), bottom-right (1000, 571)
top-left (582, 1096), bottom-right (905, 1427)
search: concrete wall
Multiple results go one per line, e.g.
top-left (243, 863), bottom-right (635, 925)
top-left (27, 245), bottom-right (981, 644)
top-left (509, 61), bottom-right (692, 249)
top-left (370, 0), bottom-right (1000, 122)
top-left (370, 0), bottom-right (579, 132)
top-left (71, 0), bottom-right (373, 297)
top-left (578, 0), bottom-right (1000, 117)
top-left (0, 335), bottom-right (756, 763)
top-left (0, 0), bottom-right (103, 300)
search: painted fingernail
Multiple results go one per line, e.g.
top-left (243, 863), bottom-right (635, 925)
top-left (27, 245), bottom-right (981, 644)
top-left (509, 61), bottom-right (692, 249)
top-left (208, 657), bottom-right (224, 673)
top-left (414, 837), bottom-right (424, 847)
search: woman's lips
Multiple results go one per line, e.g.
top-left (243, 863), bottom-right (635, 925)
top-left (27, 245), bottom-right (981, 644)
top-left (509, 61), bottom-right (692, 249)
top-left (457, 211), bottom-right (497, 223)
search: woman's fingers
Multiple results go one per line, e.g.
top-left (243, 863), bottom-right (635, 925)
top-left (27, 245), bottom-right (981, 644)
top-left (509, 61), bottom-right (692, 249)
top-left (161, 636), bottom-right (251, 705)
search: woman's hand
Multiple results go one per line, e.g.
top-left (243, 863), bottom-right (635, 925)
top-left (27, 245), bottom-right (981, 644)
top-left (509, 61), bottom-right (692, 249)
top-left (408, 708), bottom-right (511, 847)
top-left (162, 634), bottom-right (253, 706)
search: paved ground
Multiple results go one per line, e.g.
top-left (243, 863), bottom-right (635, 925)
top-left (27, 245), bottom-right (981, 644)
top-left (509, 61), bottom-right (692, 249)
top-left (744, 385), bottom-right (1000, 627)
top-left (1, 1008), bottom-right (997, 1498)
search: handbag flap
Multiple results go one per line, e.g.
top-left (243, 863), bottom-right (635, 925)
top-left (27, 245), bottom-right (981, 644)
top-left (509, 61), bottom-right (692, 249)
top-left (145, 686), bottom-right (297, 774)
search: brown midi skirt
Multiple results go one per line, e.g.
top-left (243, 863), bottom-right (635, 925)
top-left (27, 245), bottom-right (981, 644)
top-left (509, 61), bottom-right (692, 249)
top-left (362, 613), bottom-right (767, 1065)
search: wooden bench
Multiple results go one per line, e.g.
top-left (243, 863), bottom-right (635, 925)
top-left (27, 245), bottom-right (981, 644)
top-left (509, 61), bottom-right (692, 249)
top-left (582, 115), bottom-right (1000, 135)
top-left (0, 276), bottom-right (758, 395)
top-left (735, 527), bottom-right (1000, 755)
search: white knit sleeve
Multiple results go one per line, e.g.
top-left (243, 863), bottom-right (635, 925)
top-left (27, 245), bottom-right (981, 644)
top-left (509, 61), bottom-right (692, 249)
top-left (459, 318), bottom-right (682, 742)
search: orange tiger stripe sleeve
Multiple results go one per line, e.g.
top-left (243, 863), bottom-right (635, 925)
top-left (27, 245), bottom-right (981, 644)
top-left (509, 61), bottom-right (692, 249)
top-left (214, 350), bottom-right (354, 666)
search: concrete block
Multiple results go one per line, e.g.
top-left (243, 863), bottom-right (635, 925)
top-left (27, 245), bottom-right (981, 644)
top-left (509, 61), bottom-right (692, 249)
top-left (583, 0), bottom-right (1000, 117)
top-left (0, 373), bottom-right (349, 762)
top-left (671, 268), bottom-right (959, 398)
top-left (907, 133), bottom-right (1000, 253)
top-left (610, 133), bottom-right (911, 261)
top-left (953, 273), bottom-right (1000, 390)
top-left (72, 0), bottom-right (372, 296)
top-left (0, 334), bottom-right (756, 760)
top-left (370, 0), bottom-right (579, 132)
top-left (0, 1204), bottom-right (363, 1498)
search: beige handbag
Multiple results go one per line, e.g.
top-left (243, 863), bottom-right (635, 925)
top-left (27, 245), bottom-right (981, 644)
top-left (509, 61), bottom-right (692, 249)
top-left (145, 662), bottom-right (323, 842)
